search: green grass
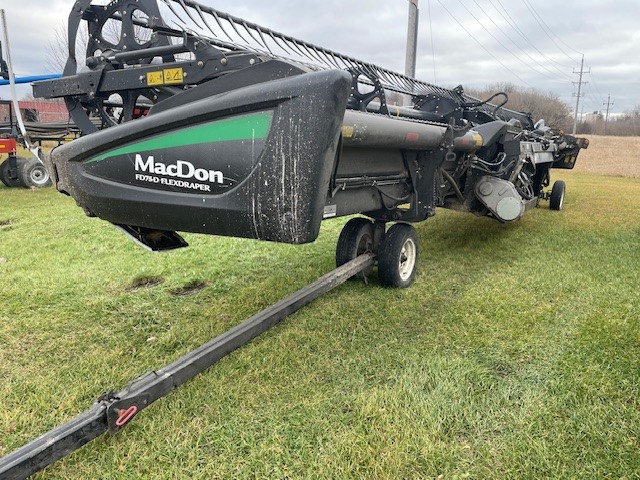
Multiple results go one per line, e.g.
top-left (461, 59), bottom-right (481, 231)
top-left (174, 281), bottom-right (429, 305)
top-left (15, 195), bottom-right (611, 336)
top-left (0, 170), bottom-right (639, 479)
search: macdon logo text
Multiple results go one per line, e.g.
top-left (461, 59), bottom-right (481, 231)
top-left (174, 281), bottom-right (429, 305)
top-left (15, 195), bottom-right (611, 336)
top-left (134, 154), bottom-right (225, 192)
top-left (135, 154), bottom-right (224, 183)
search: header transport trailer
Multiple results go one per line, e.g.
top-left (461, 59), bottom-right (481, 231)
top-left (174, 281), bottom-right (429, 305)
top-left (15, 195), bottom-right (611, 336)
top-left (0, 1), bottom-right (590, 477)
top-left (30, 0), bottom-right (588, 288)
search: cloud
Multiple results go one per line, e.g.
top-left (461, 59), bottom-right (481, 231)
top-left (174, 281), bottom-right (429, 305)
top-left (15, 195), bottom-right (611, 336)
top-left (1, 0), bottom-right (637, 112)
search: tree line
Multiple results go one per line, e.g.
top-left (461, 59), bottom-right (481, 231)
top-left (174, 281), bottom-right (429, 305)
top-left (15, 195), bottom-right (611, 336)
top-left (466, 82), bottom-right (573, 132)
top-left (575, 108), bottom-right (640, 136)
top-left (467, 82), bottom-right (639, 137)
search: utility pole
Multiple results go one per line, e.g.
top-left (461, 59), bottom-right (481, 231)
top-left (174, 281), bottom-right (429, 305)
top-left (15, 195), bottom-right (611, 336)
top-left (603, 94), bottom-right (614, 135)
top-left (572, 55), bottom-right (590, 135)
top-left (405, 0), bottom-right (419, 78)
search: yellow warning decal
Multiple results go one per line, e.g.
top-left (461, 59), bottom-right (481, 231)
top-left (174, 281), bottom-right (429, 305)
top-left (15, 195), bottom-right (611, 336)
top-left (163, 68), bottom-right (183, 84)
top-left (146, 71), bottom-right (164, 86)
top-left (342, 125), bottom-right (354, 138)
top-left (471, 132), bottom-right (483, 147)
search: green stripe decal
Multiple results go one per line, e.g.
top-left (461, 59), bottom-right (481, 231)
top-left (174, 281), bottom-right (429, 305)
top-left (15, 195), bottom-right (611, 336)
top-left (86, 110), bottom-right (273, 163)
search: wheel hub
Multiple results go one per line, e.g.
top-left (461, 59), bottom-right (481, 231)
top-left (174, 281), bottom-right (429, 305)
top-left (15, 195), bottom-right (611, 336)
top-left (398, 239), bottom-right (416, 281)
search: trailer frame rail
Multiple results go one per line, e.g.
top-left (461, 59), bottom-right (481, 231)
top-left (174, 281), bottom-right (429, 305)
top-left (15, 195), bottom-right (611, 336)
top-left (0, 253), bottom-right (375, 480)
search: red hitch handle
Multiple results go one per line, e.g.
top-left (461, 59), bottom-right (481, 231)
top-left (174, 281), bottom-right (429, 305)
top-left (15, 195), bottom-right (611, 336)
top-left (115, 405), bottom-right (138, 427)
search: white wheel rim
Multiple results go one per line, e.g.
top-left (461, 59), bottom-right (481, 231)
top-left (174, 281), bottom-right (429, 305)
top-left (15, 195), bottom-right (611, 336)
top-left (30, 167), bottom-right (49, 186)
top-left (398, 238), bottom-right (417, 281)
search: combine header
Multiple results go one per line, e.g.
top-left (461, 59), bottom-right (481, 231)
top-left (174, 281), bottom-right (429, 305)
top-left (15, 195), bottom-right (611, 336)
top-left (32, 0), bottom-right (587, 286)
top-left (1, 1), bottom-right (588, 477)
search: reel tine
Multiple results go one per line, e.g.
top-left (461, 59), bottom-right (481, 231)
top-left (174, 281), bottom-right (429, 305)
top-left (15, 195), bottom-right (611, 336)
top-left (210, 10), bottom-right (235, 43)
top-left (315, 47), bottom-right (342, 69)
top-left (194, 3), bottom-right (217, 38)
top-left (155, 0), bottom-right (465, 101)
top-left (297, 43), bottom-right (327, 65)
top-left (267, 30), bottom-right (293, 56)
top-left (177, 0), bottom-right (204, 29)
top-left (283, 38), bottom-right (315, 63)
top-left (255, 27), bottom-right (274, 55)
top-left (241, 21), bottom-right (271, 52)
top-left (224, 16), bottom-right (251, 45)
top-left (161, 0), bottom-right (187, 25)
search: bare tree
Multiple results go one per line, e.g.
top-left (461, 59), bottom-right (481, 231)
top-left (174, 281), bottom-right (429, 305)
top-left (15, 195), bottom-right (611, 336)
top-left (46, 22), bottom-right (90, 74)
top-left (466, 82), bottom-right (573, 132)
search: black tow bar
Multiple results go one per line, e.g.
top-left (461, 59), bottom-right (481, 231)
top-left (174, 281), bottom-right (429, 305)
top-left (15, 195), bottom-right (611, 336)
top-left (0, 253), bottom-right (375, 480)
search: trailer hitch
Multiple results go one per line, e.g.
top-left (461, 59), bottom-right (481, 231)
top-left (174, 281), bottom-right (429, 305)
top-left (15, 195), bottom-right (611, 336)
top-left (0, 253), bottom-right (375, 480)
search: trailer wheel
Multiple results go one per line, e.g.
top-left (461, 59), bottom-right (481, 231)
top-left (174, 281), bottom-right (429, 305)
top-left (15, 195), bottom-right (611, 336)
top-left (19, 158), bottom-right (52, 188)
top-left (336, 217), bottom-right (374, 279)
top-left (549, 180), bottom-right (566, 211)
top-left (378, 223), bottom-right (419, 288)
top-left (0, 156), bottom-right (27, 187)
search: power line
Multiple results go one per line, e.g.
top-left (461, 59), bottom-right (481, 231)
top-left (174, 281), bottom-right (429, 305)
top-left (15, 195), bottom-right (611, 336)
top-left (521, 0), bottom-right (582, 65)
top-left (582, 84), bottom-right (601, 112)
top-left (489, 0), bottom-right (571, 81)
top-left (455, 0), bottom-right (556, 81)
top-left (522, 0), bottom-right (584, 58)
top-left (468, 0), bottom-right (571, 83)
top-left (434, 0), bottom-right (534, 88)
top-left (426, 0), bottom-right (437, 83)
top-left (588, 72), bottom-right (607, 104)
top-left (582, 83), bottom-right (602, 112)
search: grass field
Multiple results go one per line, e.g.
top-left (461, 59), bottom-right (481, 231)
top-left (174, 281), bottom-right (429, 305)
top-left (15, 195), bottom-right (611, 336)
top-left (1, 135), bottom-right (639, 479)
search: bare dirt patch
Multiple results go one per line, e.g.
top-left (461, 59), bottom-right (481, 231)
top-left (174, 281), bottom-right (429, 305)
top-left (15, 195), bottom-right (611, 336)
top-left (125, 275), bottom-right (165, 292)
top-left (0, 218), bottom-right (15, 232)
top-left (169, 280), bottom-right (208, 296)
top-left (573, 135), bottom-right (640, 178)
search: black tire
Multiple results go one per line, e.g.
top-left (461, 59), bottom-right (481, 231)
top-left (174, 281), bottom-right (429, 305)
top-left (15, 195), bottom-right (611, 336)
top-left (549, 180), bottom-right (566, 211)
top-left (378, 223), bottom-right (419, 288)
top-left (336, 217), bottom-right (374, 278)
top-left (19, 158), bottom-right (52, 188)
top-left (0, 156), bottom-right (27, 187)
